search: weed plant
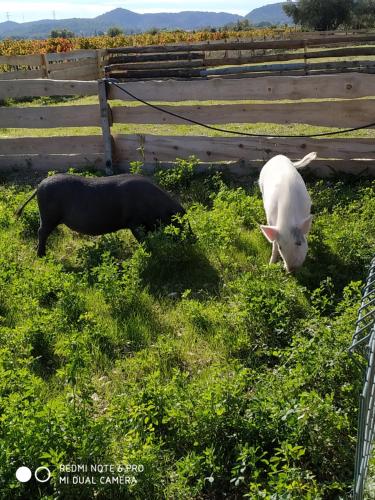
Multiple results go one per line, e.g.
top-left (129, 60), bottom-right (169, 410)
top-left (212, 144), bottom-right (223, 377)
top-left (0, 160), bottom-right (374, 499)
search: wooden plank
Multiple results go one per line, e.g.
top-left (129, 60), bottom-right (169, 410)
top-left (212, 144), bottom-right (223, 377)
top-left (47, 60), bottom-right (98, 74)
top-left (296, 159), bottom-right (375, 176)
top-left (202, 60), bottom-right (375, 77)
top-left (107, 59), bottom-right (204, 71)
top-left (48, 64), bottom-right (99, 81)
top-left (0, 136), bottom-right (103, 155)
top-left (97, 50), bottom-right (106, 78)
top-left (108, 73), bottom-right (375, 102)
top-left (0, 154), bottom-right (372, 177)
top-left (111, 67), bottom-right (375, 82)
top-left (210, 67), bottom-right (375, 79)
top-left (41, 54), bottom-right (48, 78)
top-left (108, 52), bottom-right (204, 64)
top-left (120, 70), bottom-right (308, 81)
top-left (46, 50), bottom-right (99, 63)
top-left (0, 69), bottom-right (44, 80)
top-left (47, 60), bottom-right (99, 80)
top-left (106, 34), bottom-right (375, 54)
top-left (202, 47), bottom-right (375, 67)
top-left (113, 134), bottom-right (375, 163)
top-left (98, 79), bottom-right (114, 175)
top-left (111, 99), bottom-right (375, 128)
top-left (109, 68), bottom-right (203, 79)
top-left (114, 159), bottom-right (375, 177)
top-left (57, 69), bottom-right (99, 81)
top-left (0, 105), bottom-right (100, 128)
top-left (304, 46), bottom-right (375, 59)
top-left (0, 79), bottom-right (98, 99)
top-left (0, 154), bottom-right (105, 172)
top-left (0, 54), bottom-right (43, 66)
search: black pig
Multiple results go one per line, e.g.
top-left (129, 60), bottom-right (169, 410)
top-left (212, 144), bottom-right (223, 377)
top-left (16, 173), bottom-right (186, 257)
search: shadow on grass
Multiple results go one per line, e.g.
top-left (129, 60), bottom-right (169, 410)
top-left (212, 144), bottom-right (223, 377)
top-left (141, 240), bottom-right (220, 299)
top-left (295, 231), bottom-right (367, 298)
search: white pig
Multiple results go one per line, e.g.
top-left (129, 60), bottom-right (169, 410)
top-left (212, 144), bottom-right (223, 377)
top-left (259, 152), bottom-right (317, 273)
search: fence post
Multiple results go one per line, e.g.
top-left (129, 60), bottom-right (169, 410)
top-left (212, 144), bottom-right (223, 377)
top-left (96, 49), bottom-right (105, 79)
top-left (41, 53), bottom-right (48, 78)
top-left (303, 41), bottom-right (308, 76)
top-left (98, 78), bottom-right (114, 175)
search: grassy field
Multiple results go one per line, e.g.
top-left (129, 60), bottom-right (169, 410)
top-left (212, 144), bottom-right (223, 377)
top-left (0, 158), bottom-right (374, 498)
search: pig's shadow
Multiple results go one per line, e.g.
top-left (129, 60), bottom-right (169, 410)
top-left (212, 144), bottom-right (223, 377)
top-left (295, 232), bottom-right (366, 295)
top-left (141, 240), bottom-right (220, 299)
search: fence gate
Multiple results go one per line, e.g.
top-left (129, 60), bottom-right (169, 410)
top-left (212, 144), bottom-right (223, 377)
top-left (350, 257), bottom-right (375, 499)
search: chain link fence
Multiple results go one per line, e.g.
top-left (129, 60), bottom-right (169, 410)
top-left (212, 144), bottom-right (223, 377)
top-left (349, 257), bottom-right (375, 499)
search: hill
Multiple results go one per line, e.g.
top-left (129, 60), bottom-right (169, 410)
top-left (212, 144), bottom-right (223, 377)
top-left (246, 2), bottom-right (293, 25)
top-left (0, 4), bottom-right (295, 39)
top-left (0, 8), bottom-right (242, 39)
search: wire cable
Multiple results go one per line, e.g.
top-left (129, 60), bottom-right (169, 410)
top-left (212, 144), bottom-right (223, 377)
top-left (108, 79), bottom-right (375, 139)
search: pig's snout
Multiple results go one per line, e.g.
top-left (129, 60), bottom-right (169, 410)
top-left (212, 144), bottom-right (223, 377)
top-left (285, 264), bottom-right (299, 274)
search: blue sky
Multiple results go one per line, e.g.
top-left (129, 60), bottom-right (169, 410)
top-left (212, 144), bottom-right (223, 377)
top-left (3, 0), bottom-right (278, 23)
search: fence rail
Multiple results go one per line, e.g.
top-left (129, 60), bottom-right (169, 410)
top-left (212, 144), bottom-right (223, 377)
top-left (0, 49), bottom-right (105, 81)
top-left (105, 33), bottom-right (375, 80)
top-left (0, 72), bottom-right (374, 176)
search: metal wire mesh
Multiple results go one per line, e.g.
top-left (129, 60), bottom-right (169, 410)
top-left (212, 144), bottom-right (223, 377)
top-left (349, 256), bottom-right (375, 499)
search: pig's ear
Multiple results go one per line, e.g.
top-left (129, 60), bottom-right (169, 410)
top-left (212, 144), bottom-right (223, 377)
top-left (299, 215), bottom-right (313, 235)
top-left (260, 225), bottom-right (279, 242)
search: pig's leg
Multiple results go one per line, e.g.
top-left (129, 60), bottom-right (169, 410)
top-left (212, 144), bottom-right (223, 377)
top-left (270, 241), bottom-right (280, 264)
top-left (37, 222), bottom-right (56, 257)
top-left (130, 226), bottom-right (145, 242)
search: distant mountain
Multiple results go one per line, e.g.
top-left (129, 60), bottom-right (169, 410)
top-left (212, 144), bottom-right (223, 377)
top-left (0, 18), bottom-right (94, 39)
top-left (0, 4), bottom-right (294, 40)
top-left (96, 9), bottom-right (242, 31)
top-left (0, 8), bottom-right (242, 39)
top-left (246, 3), bottom-right (293, 26)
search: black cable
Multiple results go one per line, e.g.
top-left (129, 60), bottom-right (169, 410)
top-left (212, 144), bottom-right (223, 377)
top-left (108, 79), bottom-right (375, 139)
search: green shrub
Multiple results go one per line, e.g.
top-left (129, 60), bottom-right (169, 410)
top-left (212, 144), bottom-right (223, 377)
top-left (155, 156), bottom-right (199, 192)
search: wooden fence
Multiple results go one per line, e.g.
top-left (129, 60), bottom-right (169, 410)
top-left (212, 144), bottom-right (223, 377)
top-left (0, 73), bottom-right (375, 177)
top-left (106, 32), bottom-right (375, 80)
top-left (0, 49), bottom-right (105, 80)
top-left (1, 30), bottom-right (375, 81)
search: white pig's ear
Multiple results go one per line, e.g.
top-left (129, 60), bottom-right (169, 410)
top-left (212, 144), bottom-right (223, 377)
top-left (260, 225), bottom-right (279, 242)
top-left (299, 215), bottom-right (313, 235)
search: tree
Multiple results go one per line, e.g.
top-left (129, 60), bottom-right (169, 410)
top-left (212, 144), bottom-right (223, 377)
top-left (50, 28), bottom-right (75, 38)
top-left (221, 19), bottom-right (253, 31)
top-left (107, 26), bottom-right (124, 37)
top-left (352, 0), bottom-right (375, 28)
top-left (283, 0), bottom-right (354, 30)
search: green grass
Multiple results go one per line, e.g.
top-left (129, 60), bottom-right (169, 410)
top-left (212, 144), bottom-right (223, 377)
top-left (1, 96), bottom-right (375, 139)
top-left (1, 122), bottom-right (375, 139)
top-left (0, 162), bottom-right (374, 498)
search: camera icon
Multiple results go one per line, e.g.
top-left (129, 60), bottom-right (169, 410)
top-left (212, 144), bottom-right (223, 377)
top-left (16, 466), bottom-right (51, 483)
